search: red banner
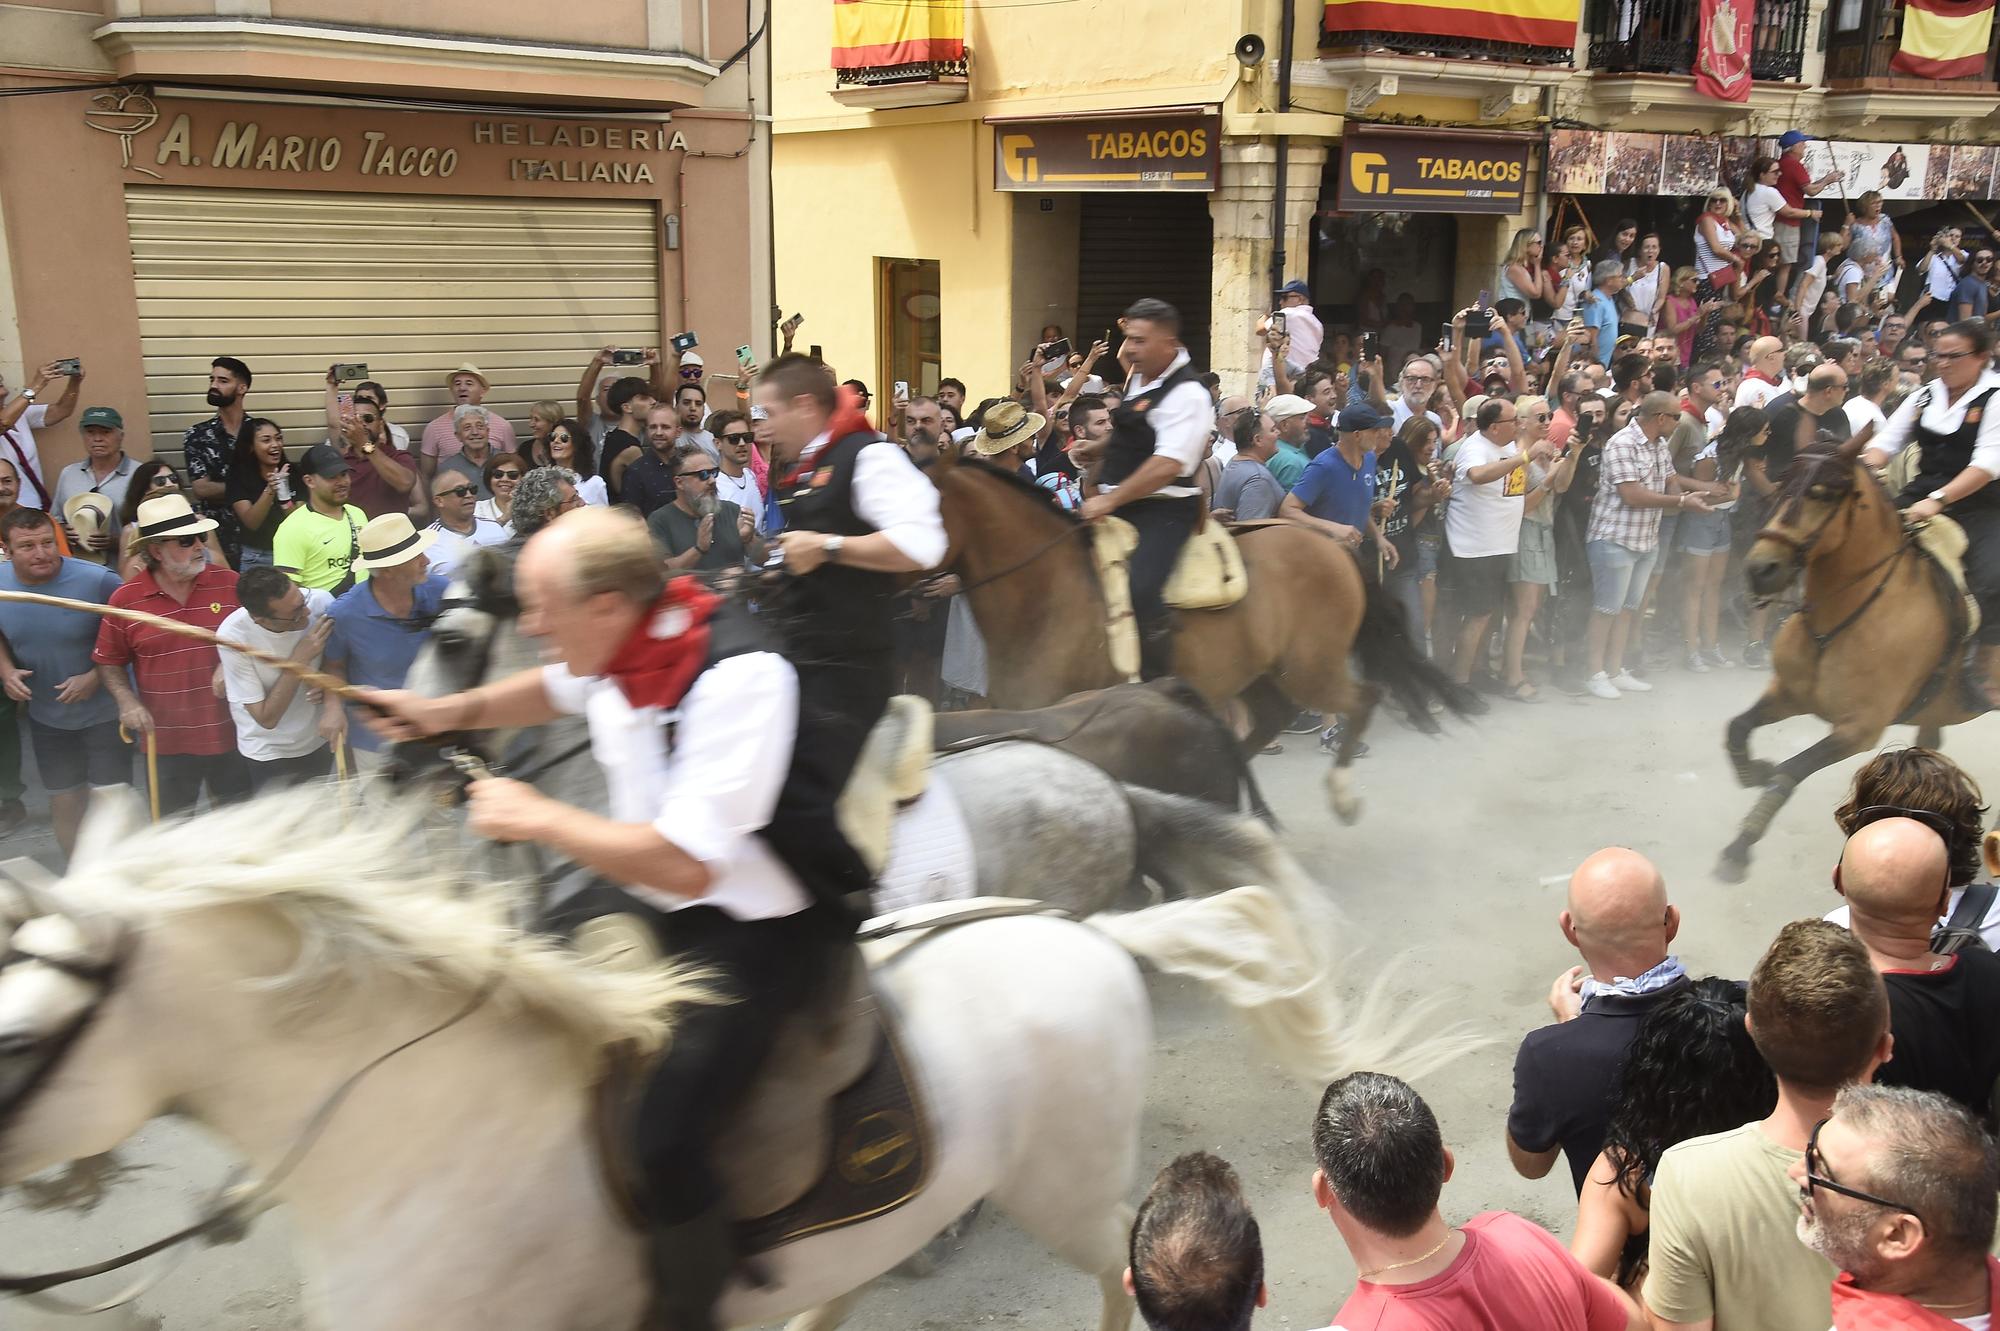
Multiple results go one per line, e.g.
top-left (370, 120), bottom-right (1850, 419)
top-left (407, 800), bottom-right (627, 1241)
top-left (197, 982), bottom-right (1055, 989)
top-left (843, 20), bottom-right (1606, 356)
top-left (1695, 0), bottom-right (1754, 101)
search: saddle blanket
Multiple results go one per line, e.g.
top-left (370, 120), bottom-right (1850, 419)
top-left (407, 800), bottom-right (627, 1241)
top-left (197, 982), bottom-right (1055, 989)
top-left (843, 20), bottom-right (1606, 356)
top-left (1913, 513), bottom-right (1983, 641)
top-left (872, 778), bottom-right (978, 914)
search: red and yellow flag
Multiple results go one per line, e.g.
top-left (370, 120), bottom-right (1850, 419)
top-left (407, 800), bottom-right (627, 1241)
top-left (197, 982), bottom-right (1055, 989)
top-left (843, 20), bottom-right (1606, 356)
top-left (832, 0), bottom-right (965, 70)
top-left (1890, 0), bottom-right (1995, 78)
top-left (1323, 0), bottom-right (1579, 50)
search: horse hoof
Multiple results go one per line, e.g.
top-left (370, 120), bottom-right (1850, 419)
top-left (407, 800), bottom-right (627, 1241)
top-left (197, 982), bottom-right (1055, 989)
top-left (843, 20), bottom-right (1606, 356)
top-left (1714, 853), bottom-right (1749, 884)
top-left (1326, 768), bottom-right (1363, 825)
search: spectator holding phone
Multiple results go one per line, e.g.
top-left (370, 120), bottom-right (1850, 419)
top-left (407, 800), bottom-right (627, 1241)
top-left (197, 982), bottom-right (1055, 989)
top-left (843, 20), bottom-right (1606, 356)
top-left (1, 360), bottom-right (81, 511)
top-left (322, 369), bottom-right (417, 519)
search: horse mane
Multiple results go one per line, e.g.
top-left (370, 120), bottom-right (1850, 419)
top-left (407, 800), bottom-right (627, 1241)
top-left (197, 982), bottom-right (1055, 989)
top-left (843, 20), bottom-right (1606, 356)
top-left (58, 788), bottom-right (708, 1054)
top-left (1775, 432), bottom-right (1882, 509)
top-left (949, 457), bottom-right (1082, 526)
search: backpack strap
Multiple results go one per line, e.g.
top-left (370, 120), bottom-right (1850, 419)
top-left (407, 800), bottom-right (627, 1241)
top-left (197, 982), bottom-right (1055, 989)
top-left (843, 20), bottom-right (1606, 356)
top-left (1933, 882), bottom-right (1997, 955)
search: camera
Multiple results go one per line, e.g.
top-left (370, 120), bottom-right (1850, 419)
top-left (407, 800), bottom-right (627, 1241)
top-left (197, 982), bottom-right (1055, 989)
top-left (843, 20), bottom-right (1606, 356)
top-left (610, 349), bottom-right (647, 366)
top-left (330, 362), bottom-right (368, 383)
top-left (671, 331), bottom-right (699, 353)
top-left (1463, 306), bottom-right (1493, 337)
top-left (52, 358), bottom-right (81, 377)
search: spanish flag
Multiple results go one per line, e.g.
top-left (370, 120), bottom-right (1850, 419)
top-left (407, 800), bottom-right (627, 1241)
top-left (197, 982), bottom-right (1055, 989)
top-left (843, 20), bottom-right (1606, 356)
top-left (832, 0), bottom-right (965, 70)
top-left (1323, 0), bottom-right (1579, 50)
top-left (1890, 0), bottom-right (1995, 78)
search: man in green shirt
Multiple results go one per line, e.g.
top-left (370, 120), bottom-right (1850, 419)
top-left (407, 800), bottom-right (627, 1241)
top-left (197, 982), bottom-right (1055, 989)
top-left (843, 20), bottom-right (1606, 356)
top-left (1264, 394), bottom-right (1314, 490)
top-left (273, 442), bottom-right (368, 592)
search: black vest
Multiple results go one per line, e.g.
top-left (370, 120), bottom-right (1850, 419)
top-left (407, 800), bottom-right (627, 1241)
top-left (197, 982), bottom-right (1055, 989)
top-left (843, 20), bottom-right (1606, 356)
top-left (694, 602), bottom-right (858, 928)
top-left (774, 431), bottom-right (898, 657)
top-left (1099, 361), bottom-right (1204, 490)
top-left (1905, 383), bottom-right (2000, 514)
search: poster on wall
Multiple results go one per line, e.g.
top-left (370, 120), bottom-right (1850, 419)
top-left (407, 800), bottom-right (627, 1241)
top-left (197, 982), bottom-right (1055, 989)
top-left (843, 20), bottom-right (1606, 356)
top-left (1794, 139), bottom-right (1932, 201)
top-left (1549, 131), bottom-right (1978, 199)
top-left (1949, 145), bottom-right (1998, 199)
top-left (1661, 136), bottom-right (1723, 195)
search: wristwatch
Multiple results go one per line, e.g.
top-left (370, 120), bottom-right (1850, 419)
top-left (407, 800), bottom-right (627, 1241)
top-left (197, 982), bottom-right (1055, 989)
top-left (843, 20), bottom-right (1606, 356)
top-left (822, 534), bottom-right (846, 563)
top-left (1928, 487), bottom-right (1950, 506)
top-left (361, 442), bottom-right (377, 456)
top-left (19, 389), bottom-right (35, 402)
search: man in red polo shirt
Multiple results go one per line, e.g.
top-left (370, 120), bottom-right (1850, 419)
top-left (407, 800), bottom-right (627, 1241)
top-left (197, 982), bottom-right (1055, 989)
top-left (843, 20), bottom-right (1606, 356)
top-left (93, 493), bottom-right (248, 815)
top-left (1774, 130), bottom-right (1844, 308)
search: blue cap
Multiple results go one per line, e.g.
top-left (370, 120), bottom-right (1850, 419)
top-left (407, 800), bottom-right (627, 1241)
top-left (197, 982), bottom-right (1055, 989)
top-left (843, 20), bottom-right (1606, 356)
top-left (1279, 279), bottom-right (1311, 298)
top-left (1338, 403), bottom-right (1390, 432)
top-left (1779, 129), bottom-right (1811, 149)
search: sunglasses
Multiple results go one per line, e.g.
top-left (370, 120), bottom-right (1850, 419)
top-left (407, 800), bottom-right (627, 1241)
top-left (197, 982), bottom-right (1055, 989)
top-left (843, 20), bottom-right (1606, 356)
top-left (721, 432), bottom-right (754, 444)
top-left (679, 468), bottom-right (720, 482)
top-left (1804, 1117), bottom-right (1923, 1222)
top-left (1848, 803), bottom-right (1956, 842)
top-left (1933, 349), bottom-right (1979, 362)
top-left (435, 485), bottom-right (477, 500)
top-left (153, 534), bottom-right (202, 549)
top-left (148, 474), bottom-right (180, 490)
top-left (358, 413), bottom-right (380, 424)
top-left (492, 469), bottom-right (522, 480)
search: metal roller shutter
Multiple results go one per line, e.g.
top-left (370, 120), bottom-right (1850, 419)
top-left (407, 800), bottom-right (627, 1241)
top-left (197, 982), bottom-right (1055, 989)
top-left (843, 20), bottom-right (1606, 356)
top-left (1074, 192), bottom-right (1214, 373)
top-left (125, 185), bottom-right (662, 462)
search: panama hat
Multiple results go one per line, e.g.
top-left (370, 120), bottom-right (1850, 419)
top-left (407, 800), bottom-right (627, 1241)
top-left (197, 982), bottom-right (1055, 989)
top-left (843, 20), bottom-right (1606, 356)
top-left (446, 363), bottom-right (491, 390)
top-left (971, 401), bottom-right (1046, 457)
top-left (134, 492), bottom-right (217, 540)
top-left (355, 513), bottom-right (435, 570)
top-left (62, 492), bottom-right (114, 547)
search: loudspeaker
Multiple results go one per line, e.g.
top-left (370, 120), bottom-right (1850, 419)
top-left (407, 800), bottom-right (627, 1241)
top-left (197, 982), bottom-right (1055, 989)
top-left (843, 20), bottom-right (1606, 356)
top-left (1234, 33), bottom-right (1267, 67)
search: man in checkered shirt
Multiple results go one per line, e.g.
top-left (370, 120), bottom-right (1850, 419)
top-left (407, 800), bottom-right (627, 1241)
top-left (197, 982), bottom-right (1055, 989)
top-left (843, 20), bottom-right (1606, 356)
top-left (1581, 391), bottom-right (1712, 701)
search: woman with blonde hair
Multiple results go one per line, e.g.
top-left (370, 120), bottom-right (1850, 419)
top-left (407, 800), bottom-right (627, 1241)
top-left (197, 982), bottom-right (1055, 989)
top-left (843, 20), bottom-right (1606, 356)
top-left (1660, 267), bottom-right (1705, 367)
top-left (526, 399), bottom-right (564, 467)
top-left (1693, 187), bottom-right (1741, 282)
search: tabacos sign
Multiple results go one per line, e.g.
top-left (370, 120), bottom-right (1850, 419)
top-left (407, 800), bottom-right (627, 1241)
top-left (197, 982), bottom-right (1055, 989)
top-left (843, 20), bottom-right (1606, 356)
top-left (991, 112), bottom-right (1220, 192)
top-left (1336, 128), bottom-right (1532, 215)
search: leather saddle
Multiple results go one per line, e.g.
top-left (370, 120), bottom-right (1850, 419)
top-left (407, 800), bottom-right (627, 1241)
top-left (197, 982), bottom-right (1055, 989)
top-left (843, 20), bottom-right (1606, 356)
top-left (592, 940), bottom-right (934, 1256)
top-left (1897, 513), bottom-right (1987, 721)
top-left (1087, 517), bottom-right (1254, 681)
top-left (836, 695), bottom-right (935, 876)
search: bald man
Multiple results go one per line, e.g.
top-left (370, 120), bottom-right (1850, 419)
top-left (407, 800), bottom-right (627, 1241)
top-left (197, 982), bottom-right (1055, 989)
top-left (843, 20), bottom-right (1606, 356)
top-left (1734, 335), bottom-right (1788, 411)
top-left (1506, 847), bottom-right (1689, 1190)
top-left (1837, 817), bottom-right (2000, 1119)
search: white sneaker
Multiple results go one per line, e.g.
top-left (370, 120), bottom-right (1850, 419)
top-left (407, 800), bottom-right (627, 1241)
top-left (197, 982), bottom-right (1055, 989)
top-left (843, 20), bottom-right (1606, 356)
top-left (1611, 670), bottom-right (1654, 693)
top-left (1586, 672), bottom-right (1621, 699)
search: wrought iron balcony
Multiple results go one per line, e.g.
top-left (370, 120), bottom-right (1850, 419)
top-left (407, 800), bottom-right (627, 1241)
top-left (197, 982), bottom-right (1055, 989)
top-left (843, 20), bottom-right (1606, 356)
top-left (1316, 29), bottom-right (1574, 66)
top-left (1586, 0), bottom-right (1808, 81)
top-left (1824, 0), bottom-right (2000, 85)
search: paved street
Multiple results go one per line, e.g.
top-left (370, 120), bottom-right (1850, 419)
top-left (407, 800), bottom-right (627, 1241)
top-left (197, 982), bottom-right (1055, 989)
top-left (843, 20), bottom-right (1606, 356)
top-left (5, 666), bottom-right (1997, 1329)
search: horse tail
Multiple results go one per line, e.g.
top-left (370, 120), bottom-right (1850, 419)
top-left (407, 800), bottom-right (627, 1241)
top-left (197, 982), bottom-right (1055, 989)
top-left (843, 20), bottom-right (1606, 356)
top-left (1353, 573), bottom-right (1484, 732)
top-left (1084, 886), bottom-right (1484, 1086)
top-left (1122, 784), bottom-right (1308, 907)
top-left (1148, 678), bottom-right (1277, 825)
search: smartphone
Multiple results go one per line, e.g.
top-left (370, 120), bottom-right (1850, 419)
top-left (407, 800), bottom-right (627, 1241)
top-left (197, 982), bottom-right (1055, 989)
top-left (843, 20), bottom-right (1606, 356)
top-left (671, 331), bottom-right (699, 353)
top-left (1040, 337), bottom-right (1073, 364)
top-left (331, 362), bottom-right (368, 383)
top-left (894, 380), bottom-right (910, 401)
top-left (1271, 311), bottom-right (1287, 338)
top-left (1466, 306), bottom-right (1494, 337)
top-left (610, 349), bottom-right (647, 366)
top-left (52, 358), bottom-right (81, 377)
top-left (1476, 288), bottom-right (1491, 309)
top-left (784, 313), bottom-right (805, 331)
top-left (808, 344), bottom-right (824, 362)
top-left (336, 390), bottom-right (354, 421)
top-left (1361, 331), bottom-right (1380, 362)
top-left (735, 344), bottom-right (755, 371)
top-left (1439, 321), bottom-right (1455, 346)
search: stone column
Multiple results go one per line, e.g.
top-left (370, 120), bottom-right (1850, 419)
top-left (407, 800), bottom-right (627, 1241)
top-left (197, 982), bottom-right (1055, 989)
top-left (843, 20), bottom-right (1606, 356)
top-left (1209, 137), bottom-right (1330, 393)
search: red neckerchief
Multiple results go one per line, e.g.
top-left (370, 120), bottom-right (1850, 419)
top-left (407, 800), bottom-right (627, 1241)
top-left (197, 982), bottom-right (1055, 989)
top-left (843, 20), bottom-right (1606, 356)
top-left (1831, 1259), bottom-right (2000, 1330)
top-left (1744, 369), bottom-right (1778, 385)
top-left (778, 385), bottom-right (874, 490)
top-left (601, 577), bottom-right (722, 711)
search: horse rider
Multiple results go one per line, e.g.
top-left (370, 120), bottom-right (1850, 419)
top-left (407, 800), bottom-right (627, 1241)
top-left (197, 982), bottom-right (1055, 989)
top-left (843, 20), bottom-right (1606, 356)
top-left (1860, 316), bottom-right (2000, 709)
top-left (1078, 298), bottom-right (1215, 678)
top-left (753, 353), bottom-right (946, 897)
top-left (359, 506), bottom-right (856, 1331)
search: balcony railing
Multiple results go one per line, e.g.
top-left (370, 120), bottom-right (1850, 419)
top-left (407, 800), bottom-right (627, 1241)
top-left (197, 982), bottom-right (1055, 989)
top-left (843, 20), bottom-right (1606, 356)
top-left (833, 56), bottom-right (969, 88)
top-left (1586, 0), bottom-right (1809, 81)
top-left (1823, 0), bottom-right (2000, 85)
top-left (1316, 29), bottom-right (1574, 66)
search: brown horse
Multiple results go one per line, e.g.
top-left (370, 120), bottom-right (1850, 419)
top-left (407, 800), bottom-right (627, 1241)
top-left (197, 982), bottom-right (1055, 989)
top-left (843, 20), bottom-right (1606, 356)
top-left (929, 455), bottom-right (1475, 820)
top-left (1717, 433), bottom-right (1986, 881)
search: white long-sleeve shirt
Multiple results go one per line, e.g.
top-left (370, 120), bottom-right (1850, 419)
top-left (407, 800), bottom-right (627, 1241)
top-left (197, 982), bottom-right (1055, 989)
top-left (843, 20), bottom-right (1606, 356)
top-left (540, 649), bottom-right (811, 921)
top-left (795, 429), bottom-right (948, 567)
top-left (1868, 368), bottom-right (2000, 481)
top-left (1115, 348), bottom-right (1215, 500)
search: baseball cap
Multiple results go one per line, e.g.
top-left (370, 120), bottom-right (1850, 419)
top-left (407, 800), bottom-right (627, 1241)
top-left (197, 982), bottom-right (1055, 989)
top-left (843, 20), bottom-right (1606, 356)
top-left (679, 349), bottom-right (705, 367)
top-left (78, 406), bottom-right (123, 430)
top-left (1265, 393), bottom-right (1314, 420)
top-left (1779, 129), bottom-right (1812, 149)
top-left (299, 441), bottom-right (352, 478)
top-left (1279, 279), bottom-right (1311, 298)
top-left (1337, 403), bottom-right (1390, 432)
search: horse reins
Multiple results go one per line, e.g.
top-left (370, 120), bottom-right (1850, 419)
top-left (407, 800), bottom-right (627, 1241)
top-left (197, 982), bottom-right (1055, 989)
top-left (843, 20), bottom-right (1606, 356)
top-left (1753, 458), bottom-right (1918, 654)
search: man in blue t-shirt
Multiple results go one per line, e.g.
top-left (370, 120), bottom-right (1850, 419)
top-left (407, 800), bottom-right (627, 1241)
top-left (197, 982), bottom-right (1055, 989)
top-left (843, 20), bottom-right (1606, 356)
top-left (1582, 261), bottom-right (1625, 367)
top-left (321, 514), bottom-right (451, 772)
top-left (1282, 402), bottom-right (1393, 550)
top-left (0, 506), bottom-right (129, 857)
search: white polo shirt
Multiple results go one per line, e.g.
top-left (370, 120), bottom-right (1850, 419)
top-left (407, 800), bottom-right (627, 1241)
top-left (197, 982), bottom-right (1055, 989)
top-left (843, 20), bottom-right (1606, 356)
top-left (1117, 348), bottom-right (1214, 500)
top-left (217, 588), bottom-right (335, 761)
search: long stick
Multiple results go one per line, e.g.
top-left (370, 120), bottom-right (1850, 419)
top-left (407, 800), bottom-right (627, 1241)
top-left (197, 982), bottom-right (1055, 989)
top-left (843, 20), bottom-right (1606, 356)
top-left (0, 588), bottom-right (366, 704)
top-left (1376, 461), bottom-right (1403, 582)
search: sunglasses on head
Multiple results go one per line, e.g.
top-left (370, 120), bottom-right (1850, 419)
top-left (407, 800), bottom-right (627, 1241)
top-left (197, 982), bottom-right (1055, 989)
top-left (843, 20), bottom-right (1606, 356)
top-left (679, 467), bottom-right (720, 482)
top-left (436, 485), bottom-right (477, 499)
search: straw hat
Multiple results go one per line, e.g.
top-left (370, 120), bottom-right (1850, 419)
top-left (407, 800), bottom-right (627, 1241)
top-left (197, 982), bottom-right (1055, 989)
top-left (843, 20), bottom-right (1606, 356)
top-left (446, 363), bottom-right (490, 390)
top-left (62, 492), bottom-right (114, 547)
top-left (133, 493), bottom-right (218, 540)
top-left (971, 401), bottom-right (1046, 457)
top-left (354, 513), bottom-right (435, 570)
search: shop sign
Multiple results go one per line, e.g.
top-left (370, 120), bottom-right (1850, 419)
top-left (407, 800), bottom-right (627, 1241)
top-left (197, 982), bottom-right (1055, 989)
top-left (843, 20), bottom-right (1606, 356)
top-left (1335, 128), bottom-right (1530, 215)
top-left (83, 91), bottom-right (686, 198)
top-left (992, 113), bottom-right (1219, 192)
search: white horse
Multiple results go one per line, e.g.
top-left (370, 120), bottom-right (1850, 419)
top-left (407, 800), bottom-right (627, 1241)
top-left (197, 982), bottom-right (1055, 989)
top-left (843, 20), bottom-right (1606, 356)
top-left (0, 789), bottom-right (1470, 1331)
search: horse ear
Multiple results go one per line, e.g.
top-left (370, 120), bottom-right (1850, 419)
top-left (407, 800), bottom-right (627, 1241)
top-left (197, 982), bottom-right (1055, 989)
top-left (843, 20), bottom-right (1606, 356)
top-left (1840, 422), bottom-right (1873, 460)
top-left (464, 546), bottom-right (514, 606)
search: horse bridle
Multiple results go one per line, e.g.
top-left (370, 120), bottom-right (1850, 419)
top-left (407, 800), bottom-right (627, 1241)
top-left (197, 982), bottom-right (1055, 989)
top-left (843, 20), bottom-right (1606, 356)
top-left (1753, 454), bottom-right (1862, 568)
top-left (0, 926), bottom-right (128, 1139)
top-left (1752, 454), bottom-right (1913, 651)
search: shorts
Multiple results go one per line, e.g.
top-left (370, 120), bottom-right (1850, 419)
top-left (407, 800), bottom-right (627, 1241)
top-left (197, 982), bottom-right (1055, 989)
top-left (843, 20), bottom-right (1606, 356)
top-left (1414, 530), bottom-right (1442, 581)
top-left (28, 717), bottom-right (133, 794)
top-left (1447, 550), bottom-right (1511, 617)
top-left (1509, 521), bottom-right (1558, 587)
top-left (1775, 225), bottom-right (1800, 264)
top-left (1587, 539), bottom-right (1660, 615)
top-left (1678, 507), bottom-right (1733, 555)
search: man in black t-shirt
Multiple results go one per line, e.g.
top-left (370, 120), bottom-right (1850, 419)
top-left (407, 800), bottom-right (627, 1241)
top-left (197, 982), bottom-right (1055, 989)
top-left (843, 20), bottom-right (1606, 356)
top-left (1838, 817), bottom-right (2000, 1120)
top-left (1552, 399), bottom-right (1606, 693)
top-left (1752, 363), bottom-right (1852, 496)
top-left (597, 376), bottom-right (654, 502)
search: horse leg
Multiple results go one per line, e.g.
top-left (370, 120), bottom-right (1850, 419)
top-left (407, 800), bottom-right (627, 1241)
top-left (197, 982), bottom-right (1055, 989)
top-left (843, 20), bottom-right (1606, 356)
top-left (1716, 722), bottom-right (1880, 882)
top-left (1238, 675), bottom-right (1292, 754)
top-left (1917, 724), bottom-right (1944, 749)
top-left (1325, 680), bottom-right (1384, 826)
top-left (994, 1182), bottom-right (1134, 1331)
top-left (1725, 685), bottom-right (1806, 789)
top-left (784, 1289), bottom-right (867, 1331)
